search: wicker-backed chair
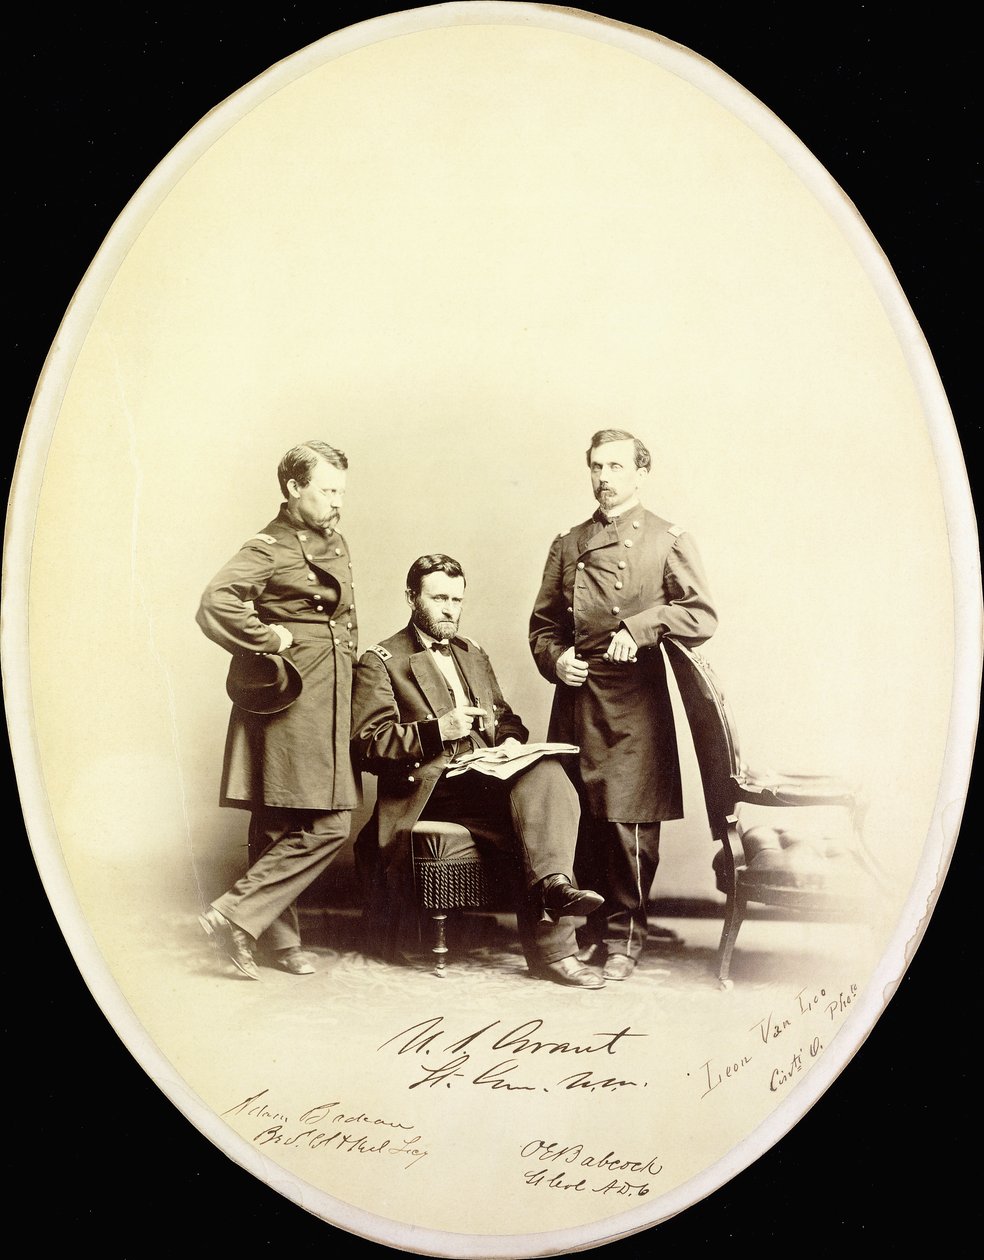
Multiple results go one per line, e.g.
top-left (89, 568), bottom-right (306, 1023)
top-left (662, 638), bottom-right (880, 988)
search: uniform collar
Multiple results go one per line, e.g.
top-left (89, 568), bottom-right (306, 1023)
top-left (580, 501), bottom-right (644, 551)
top-left (410, 622), bottom-right (469, 652)
top-left (592, 499), bottom-right (643, 528)
top-left (275, 503), bottom-right (336, 540)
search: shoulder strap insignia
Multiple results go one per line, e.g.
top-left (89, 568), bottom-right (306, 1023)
top-left (249, 532), bottom-right (277, 545)
top-left (365, 644), bottom-right (392, 661)
top-left (667, 523), bottom-right (685, 538)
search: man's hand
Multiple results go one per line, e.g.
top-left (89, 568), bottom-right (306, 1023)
top-left (271, 623), bottom-right (293, 652)
top-left (438, 706), bottom-right (488, 740)
top-left (486, 736), bottom-right (524, 761)
top-left (556, 647), bottom-right (589, 687)
top-left (604, 628), bottom-right (638, 664)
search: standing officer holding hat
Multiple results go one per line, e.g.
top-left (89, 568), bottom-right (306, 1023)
top-left (195, 440), bottom-right (357, 979)
top-left (529, 429), bottom-right (718, 981)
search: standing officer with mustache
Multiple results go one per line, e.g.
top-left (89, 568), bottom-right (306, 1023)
top-left (195, 440), bottom-right (358, 979)
top-left (529, 429), bottom-right (718, 981)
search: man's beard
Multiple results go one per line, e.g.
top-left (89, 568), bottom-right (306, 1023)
top-left (595, 487), bottom-right (616, 505)
top-left (412, 602), bottom-right (459, 641)
top-left (291, 506), bottom-right (341, 534)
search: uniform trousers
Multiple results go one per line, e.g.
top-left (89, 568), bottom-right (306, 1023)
top-left (359, 757), bottom-right (583, 966)
top-left (574, 817), bottom-right (662, 959)
top-left (212, 807), bottom-right (351, 952)
top-left (419, 757), bottom-right (581, 965)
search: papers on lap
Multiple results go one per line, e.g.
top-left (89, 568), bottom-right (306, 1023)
top-left (444, 742), bottom-right (580, 780)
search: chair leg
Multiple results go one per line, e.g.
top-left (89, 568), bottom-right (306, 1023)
top-left (716, 891), bottom-right (746, 989)
top-left (431, 911), bottom-right (448, 976)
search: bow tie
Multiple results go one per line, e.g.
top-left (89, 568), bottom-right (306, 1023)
top-left (593, 508), bottom-right (615, 526)
top-left (429, 641), bottom-right (452, 656)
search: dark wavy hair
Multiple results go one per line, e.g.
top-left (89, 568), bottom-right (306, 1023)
top-left (585, 429), bottom-right (651, 472)
top-left (406, 554), bottom-right (467, 597)
top-left (277, 441), bottom-right (348, 497)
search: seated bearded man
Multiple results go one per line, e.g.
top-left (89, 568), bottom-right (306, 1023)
top-left (351, 554), bottom-right (607, 987)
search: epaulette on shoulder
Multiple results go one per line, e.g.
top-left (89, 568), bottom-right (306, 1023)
top-left (248, 532), bottom-right (277, 545)
top-left (667, 523), bottom-right (685, 538)
top-left (364, 644), bottom-right (392, 661)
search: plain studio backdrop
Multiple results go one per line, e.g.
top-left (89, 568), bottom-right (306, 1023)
top-left (9, 3), bottom-right (977, 1254)
top-left (26, 19), bottom-right (952, 915)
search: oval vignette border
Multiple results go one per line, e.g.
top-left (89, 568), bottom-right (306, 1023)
top-left (8, 4), bottom-right (980, 1255)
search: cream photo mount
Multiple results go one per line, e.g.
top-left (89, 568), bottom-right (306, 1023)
top-left (8, 5), bottom-right (979, 1255)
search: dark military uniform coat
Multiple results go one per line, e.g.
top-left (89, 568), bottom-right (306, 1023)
top-left (197, 506), bottom-right (358, 811)
top-left (529, 503), bottom-right (717, 823)
top-left (351, 624), bottom-right (528, 855)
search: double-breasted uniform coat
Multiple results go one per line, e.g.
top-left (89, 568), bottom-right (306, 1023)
top-left (197, 505), bottom-right (359, 811)
top-left (351, 623), bottom-right (584, 967)
top-left (529, 502), bottom-right (717, 954)
top-left (196, 505), bottom-right (358, 952)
